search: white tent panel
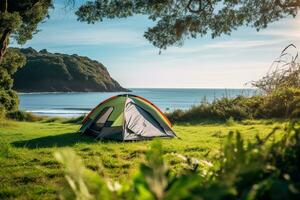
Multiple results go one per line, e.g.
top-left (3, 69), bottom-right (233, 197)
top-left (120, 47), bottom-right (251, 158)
top-left (124, 99), bottom-right (167, 139)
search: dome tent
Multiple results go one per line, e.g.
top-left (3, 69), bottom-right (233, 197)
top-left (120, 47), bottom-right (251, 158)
top-left (80, 94), bottom-right (177, 141)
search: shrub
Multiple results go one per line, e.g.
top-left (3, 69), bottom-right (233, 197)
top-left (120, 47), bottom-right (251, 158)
top-left (6, 110), bottom-right (44, 122)
top-left (259, 87), bottom-right (300, 118)
top-left (55, 121), bottom-right (300, 200)
top-left (0, 48), bottom-right (26, 114)
top-left (225, 117), bottom-right (236, 126)
top-left (167, 87), bottom-right (300, 123)
top-left (0, 89), bottom-right (19, 112)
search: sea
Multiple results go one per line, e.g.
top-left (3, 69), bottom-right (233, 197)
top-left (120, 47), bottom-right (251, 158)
top-left (18, 88), bottom-right (256, 118)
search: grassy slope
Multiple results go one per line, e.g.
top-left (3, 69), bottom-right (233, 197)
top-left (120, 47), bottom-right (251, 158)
top-left (0, 120), bottom-right (286, 199)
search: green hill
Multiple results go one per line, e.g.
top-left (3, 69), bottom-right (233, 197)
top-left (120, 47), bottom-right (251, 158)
top-left (13, 48), bottom-right (129, 92)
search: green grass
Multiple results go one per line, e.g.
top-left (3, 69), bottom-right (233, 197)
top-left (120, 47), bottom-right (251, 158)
top-left (0, 119), bottom-right (287, 199)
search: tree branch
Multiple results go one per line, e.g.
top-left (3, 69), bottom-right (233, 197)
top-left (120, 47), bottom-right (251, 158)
top-left (0, 29), bottom-right (11, 63)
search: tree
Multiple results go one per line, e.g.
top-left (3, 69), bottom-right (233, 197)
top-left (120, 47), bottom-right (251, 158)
top-left (76, 0), bottom-right (300, 50)
top-left (0, 0), bottom-right (51, 114)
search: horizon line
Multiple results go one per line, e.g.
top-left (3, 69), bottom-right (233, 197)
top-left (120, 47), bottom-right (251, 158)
top-left (127, 87), bottom-right (255, 89)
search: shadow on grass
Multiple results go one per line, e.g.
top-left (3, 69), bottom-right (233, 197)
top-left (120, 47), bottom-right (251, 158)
top-left (11, 132), bottom-right (96, 149)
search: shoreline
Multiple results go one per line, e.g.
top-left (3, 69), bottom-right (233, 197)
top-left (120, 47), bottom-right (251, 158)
top-left (18, 88), bottom-right (255, 94)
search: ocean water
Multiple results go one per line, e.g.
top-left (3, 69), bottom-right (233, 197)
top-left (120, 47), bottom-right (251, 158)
top-left (19, 88), bottom-right (255, 117)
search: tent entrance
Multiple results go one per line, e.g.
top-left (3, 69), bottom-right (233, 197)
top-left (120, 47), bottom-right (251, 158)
top-left (90, 106), bottom-right (114, 133)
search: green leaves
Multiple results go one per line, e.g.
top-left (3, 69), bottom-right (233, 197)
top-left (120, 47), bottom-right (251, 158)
top-left (0, 0), bottom-right (51, 113)
top-left (0, 12), bottom-right (21, 32)
top-left (0, 48), bottom-right (26, 113)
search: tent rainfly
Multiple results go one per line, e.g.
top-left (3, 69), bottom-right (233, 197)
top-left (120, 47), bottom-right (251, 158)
top-left (80, 94), bottom-right (177, 141)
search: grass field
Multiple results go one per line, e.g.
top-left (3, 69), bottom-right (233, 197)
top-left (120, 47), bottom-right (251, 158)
top-left (0, 119), bottom-right (287, 199)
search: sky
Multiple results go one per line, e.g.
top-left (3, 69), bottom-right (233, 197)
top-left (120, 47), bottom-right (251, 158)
top-left (13, 1), bottom-right (300, 88)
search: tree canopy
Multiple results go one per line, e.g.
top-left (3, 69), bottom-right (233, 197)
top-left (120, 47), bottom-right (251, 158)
top-left (76, 0), bottom-right (300, 50)
top-left (0, 0), bottom-right (52, 61)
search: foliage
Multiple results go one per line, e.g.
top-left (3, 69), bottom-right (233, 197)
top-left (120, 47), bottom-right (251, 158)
top-left (0, 0), bottom-right (52, 56)
top-left (225, 116), bottom-right (236, 126)
top-left (167, 96), bottom-right (251, 122)
top-left (214, 121), bottom-right (300, 200)
top-left (0, 89), bottom-right (19, 111)
top-left (76, 0), bottom-right (300, 50)
top-left (5, 111), bottom-right (85, 123)
top-left (0, 48), bottom-right (26, 113)
top-left (55, 121), bottom-right (300, 200)
top-left (257, 87), bottom-right (300, 118)
top-left (0, 48), bottom-right (26, 82)
top-left (0, 0), bottom-right (51, 112)
top-left (12, 47), bottom-right (128, 92)
top-left (167, 87), bottom-right (300, 122)
top-left (6, 110), bottom-right (45, 122)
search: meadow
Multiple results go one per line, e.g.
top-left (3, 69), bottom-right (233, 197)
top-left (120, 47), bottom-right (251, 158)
top-left (0, 119), bottom-right (287, 200)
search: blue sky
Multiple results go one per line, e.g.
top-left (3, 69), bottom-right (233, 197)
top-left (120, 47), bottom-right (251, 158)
top-left (13, 1), bottom-right (300, 88)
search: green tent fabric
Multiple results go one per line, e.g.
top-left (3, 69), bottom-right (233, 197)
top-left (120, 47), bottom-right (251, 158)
top-left (80, 94), bottom-right (176, 141)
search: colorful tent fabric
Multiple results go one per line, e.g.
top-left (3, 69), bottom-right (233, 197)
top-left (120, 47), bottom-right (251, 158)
top-left (80, 94), bottom-right (176, 140)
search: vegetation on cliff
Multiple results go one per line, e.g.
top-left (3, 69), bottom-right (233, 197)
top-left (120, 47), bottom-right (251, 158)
top-left (13, 48), bottom-right (128, 92)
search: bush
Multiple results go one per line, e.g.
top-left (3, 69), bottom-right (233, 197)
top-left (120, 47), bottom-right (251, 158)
top-left (167, 87), bottom-right (300, 123)
top-left (0, 89), bottom-right (19, 112)
top-left (258, 87), bottom-right (300, 118)
top-left (0, 48), bottom-right (26, 114)
top-left (225, 116), bottom-right (236, 126)
top-left (6, 110), bottom-right (44, 122)
top-left (166, 96), bottom-right (255, 123)
top-left (55, 121), bottom-right (300, 200)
